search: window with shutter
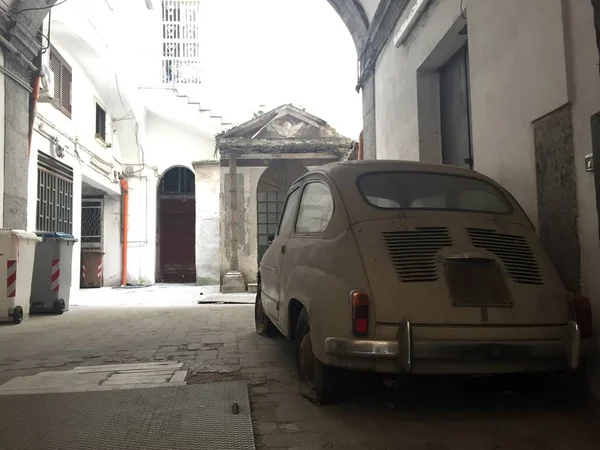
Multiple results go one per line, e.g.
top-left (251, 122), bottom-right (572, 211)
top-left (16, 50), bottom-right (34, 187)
top-left (49, 46), bottom-right (72, 119)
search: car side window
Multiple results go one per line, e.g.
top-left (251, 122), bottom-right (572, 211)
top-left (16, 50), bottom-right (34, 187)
top-left (277, 188), bottom-right (301, 238)
top-left (295, 182), bottom-right (334, 234)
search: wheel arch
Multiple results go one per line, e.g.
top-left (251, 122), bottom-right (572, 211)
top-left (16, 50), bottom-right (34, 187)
top-left (288, 298), bottom-right (306, 341)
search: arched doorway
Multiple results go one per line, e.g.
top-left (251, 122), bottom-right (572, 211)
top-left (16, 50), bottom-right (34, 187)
top-left (256, 160), bottom-right (308, 262)
top-left (157, 166), bottom-right (196, 283)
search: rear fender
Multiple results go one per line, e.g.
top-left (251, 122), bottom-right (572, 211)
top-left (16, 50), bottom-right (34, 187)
top-left (282, 265), bottom-right (365, 363)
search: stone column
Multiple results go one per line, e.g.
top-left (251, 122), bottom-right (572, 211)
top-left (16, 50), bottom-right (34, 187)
top-left (361, 75), bottom-right (377, 160)
top-left (221, 150), bottom-right (245, 293)
top-left (229, 152), bottom-right (239, 271)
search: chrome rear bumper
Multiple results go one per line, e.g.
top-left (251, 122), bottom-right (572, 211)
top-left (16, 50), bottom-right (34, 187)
top-left (325, 320), bottom-right (592, 373)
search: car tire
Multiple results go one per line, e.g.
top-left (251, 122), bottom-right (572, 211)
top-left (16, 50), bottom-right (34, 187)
top-left (255, 284), bottom-right (277, 336)
top-left (295, 308), bottom-right (334, 405)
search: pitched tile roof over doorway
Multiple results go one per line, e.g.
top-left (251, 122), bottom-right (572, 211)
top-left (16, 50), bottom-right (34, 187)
top-left (219, 104), bottom-right (344, 140)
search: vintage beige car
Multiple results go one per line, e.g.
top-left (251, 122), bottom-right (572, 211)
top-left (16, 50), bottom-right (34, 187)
top-left (255, 160), bottom-right (593, 403)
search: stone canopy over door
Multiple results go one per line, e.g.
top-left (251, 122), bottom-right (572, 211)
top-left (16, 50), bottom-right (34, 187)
top-left (256, 160), bottom-right (308, 262)
top-left (217, 104), bottom-right (355, 286)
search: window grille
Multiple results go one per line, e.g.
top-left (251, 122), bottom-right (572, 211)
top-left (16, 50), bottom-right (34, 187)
top-left (36, 152), bottom-right (73, 234)
top-left (81, 199), bottom-right (103, 250)
top-left (161, 0), bottom-right (202, 84)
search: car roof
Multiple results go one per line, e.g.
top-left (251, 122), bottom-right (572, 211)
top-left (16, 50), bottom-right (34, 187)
top-left (311, 160), bottom-right (493, 181)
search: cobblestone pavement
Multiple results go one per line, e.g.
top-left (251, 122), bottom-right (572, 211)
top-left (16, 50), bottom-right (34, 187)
top-left (0, 288), bottom-right (599, 449)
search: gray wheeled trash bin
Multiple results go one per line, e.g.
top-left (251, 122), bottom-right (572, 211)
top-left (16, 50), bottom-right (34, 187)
top-left (30, 232), bottom-right (77, 314)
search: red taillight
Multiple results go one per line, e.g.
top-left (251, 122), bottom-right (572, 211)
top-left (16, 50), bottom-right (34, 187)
top-left (352, 290), bottom-right (369, 336)
top-left (571, 294), bottom-right (593, 339)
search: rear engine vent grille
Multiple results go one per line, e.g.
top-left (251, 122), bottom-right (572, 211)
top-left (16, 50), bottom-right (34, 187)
top-left (466, 228), bottom-right (544, 285)
top-left (383, 227), bottom-right (452, 283)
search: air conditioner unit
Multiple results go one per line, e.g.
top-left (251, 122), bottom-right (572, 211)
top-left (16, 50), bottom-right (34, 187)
top-left (38, 64), bottom-right (54, 103)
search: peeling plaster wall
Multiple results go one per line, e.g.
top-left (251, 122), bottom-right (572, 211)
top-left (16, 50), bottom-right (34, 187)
top-left (533, 106), bottom-right (580, 293)
top-left (220, 168), bottom-right (259, 284)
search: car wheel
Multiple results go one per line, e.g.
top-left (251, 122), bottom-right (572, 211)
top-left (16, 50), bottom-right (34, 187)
top-left (255, 284), bottom-right (277, 336)
top-left (295, 308), bottom-right (334, 405)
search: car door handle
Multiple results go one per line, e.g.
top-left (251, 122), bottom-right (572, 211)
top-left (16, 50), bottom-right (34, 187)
top-left (281, 245), bottom-right (286, 254)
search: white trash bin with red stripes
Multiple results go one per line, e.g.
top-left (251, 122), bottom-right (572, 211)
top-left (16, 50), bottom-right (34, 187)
top-left (0, 230), bottom-right (41, 324)
top-left (30, 232), bottom-right (77, 315)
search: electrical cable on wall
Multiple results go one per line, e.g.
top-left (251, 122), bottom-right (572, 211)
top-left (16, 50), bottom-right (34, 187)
top-left (15, 0), bottom-right (68, 16)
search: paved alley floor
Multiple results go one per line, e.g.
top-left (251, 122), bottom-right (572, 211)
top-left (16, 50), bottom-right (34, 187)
top-left (0, 285), bottom-right (598, 449)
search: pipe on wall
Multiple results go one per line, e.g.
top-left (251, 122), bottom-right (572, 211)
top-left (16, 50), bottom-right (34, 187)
top-left (358, 131), bottom-right (364, 160)
top-left (120, 177), bottom-right (129, 286)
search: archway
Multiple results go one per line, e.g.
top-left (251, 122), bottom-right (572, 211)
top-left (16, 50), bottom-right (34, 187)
top-left (256, 160), bottom-right (308, 262)
top-left (14, 1), bottom-right (368, 52)
top-left (157, 166), bottom-right (196, 283)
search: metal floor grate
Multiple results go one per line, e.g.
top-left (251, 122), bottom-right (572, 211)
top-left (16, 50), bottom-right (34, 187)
top-left (0, 382), bottom-right (255, 450)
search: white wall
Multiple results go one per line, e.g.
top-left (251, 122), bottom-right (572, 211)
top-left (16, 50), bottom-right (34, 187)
top-left (194, 162), bottom-right (220, 285)
top-left (468, 0), bottom-right (569, 223)
top-left (102, 195), bottom-right (122, 286)
top-left (123, 112), bottom-right (217, 285)
top-left (374, 0), bottom-right (569, 222)
top-left (145, 112), bottom-right (216, 174)
top-left (125, 171), bottom-right (158, 286)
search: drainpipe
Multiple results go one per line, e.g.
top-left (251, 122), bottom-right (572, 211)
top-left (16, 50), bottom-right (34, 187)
top-left (120, 177), bottom-right (129, 286)
top-left (28, 69), bottom-right (41, 157)
top-left (358, 131), bottom-right (364, 160)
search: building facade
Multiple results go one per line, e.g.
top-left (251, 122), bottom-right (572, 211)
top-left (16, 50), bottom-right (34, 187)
top-left (23, 0), bottom-right (230, 292)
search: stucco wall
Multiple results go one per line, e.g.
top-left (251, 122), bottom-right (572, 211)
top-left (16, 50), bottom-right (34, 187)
top-left (126, 113), bottom-right (217, 286)
top-left (374, 0), bottom-right (569, 222)
top-left (126, 173), bottom-right (158, 285)
top-left (101, 195), bottom-right (122, 286)
top-left (25, 34), bottom-right (124, 292)
top-left (194, 162), bottom-right (220, 285)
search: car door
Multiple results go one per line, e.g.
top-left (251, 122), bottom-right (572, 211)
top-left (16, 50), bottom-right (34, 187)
top-left (259, 187), bottom-right (302, 322)
top-left (278, 181), bottom-right (335, 315)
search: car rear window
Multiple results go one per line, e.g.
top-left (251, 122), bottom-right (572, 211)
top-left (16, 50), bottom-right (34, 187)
top-left (357, 172), bottom-right (512, 214)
